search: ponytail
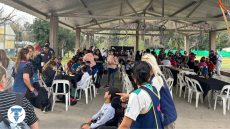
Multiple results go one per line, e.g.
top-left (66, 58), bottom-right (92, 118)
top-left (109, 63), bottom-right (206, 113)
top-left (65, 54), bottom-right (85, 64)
top-left (15, 48), bottom-right (29, 73)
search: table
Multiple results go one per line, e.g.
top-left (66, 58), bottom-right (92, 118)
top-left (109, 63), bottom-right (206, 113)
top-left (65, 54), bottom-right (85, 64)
top-left (186, 75), bottom-right (230, 108)
top-left (61, 74), bottom-right (82, 88)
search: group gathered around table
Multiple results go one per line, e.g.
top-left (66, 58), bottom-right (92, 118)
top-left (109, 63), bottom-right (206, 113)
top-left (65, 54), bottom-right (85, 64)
top-left (0, 42), bottom-right (229, 129)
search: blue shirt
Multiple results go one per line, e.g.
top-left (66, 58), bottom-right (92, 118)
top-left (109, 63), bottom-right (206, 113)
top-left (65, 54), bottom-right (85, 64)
top-left (71, 63), bottom-right (80, 71)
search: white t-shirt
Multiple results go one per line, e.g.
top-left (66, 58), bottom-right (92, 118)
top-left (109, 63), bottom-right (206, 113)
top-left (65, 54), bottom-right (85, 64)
top-left (125, 84), bottom-right (160, 121)
top-left (161, 60), bottom-right (171, 65)
top-left (150, 75), bottom-right (164, 98)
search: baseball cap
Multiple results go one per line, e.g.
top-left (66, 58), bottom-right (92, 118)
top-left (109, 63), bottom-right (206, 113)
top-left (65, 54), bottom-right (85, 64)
top-left (108, 87), bottom-right (120, 100)
top-left (57, 57), bottom-right (62, 60)
top-left (210, 50), bottom-right (214, 52)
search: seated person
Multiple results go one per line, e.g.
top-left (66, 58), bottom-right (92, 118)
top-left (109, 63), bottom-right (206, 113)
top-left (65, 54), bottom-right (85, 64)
top-left (161, 57), bottom-right (171, 65)
top-left (77, 62), bottom-right (86, 76)
top-left (76, 66), bottom-right (90, 88)
top-left (189, 53), bottom-right (196, 62)
top-left (157, 58), bottom-right (161, 65)
top-left (198, 57), bottom-right (207, 69)
top-left (180, 57), bottom-right (189, 68)
top-left (82, 87), bottom-right (120, 129)
top-left (71, 59), bottom-right (80, 71)
top-left (86, 61), bottom-right (92, 75)
top-left (119, 59), bottom-right (125, 72)
top-left (126, 60), bottom-right (132, 75)
top-left (206, 58), bottom-right (215, 75)
top-left (67, 56), bottom-right (76, 70)
top-left (171, 57), bottom-right (177, 68)
top-left (57, 56), bottom-right (63, 71)
top-left (42, 61), bottom-right (57, 87)
top-left (188, 58), bottom-right (199, 73)
top-left (123, 55), bottom-right (128, 64)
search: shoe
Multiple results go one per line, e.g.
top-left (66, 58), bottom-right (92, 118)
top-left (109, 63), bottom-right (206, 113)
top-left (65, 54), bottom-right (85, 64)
top-left (104, 85), bottom-right (109, 88)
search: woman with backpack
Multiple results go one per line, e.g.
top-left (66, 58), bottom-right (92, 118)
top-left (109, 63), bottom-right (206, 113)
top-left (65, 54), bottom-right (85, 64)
top-left (12, 48), bottom-right (35, 101)
top-left (118, 61), bottom-right (163, 129)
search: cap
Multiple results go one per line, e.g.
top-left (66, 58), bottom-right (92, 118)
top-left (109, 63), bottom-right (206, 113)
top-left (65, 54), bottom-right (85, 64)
top-left (210, 50), bottom-right (214, 52)
top-left (35, 46), bottom-right (41, 50)
top-left (57, 57), bottom-right (62, 60)
top-left (108, 87), bottom-right (120, 100)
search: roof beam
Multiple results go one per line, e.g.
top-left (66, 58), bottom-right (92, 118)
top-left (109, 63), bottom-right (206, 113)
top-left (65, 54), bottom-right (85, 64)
top-left (79, 0), bottom-right (101, 28)
top-left (91, 33), bottom-right (174, 36)
top-left (169, 1), bottom-right (197, 17)
top-left (186, 0), bottom-right (205, 17)
top-left (143, 0), bottom-right (154, 13)
top-left (125, 0), bottom-right (138, 15)
top-left (56, 14), bottom-right (224, 21)
top-left (162, 0), bottom-right (164, 17)
top-left (57, 0), bottom-right (124, 14)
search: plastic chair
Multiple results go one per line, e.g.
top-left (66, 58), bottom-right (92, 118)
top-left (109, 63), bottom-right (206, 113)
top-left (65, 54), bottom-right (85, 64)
top-left (51, 80), bottom-right (70, 111)
top-left (214, 85), bottom-right (230, 115)
top-left (90, 72), bottom-right (98, 97)
top-left (74, 76), bottom-right (92, 104)
top-left (124, 75), bottom-right (133, 94)
top-left (184, 76), bottom-right (195, 102)
top-left (166, 78), bottom-right (174, 98)
top-left (118, 65), bottom-right (122, 80)
top-left (40, 74), bottom-right (52, 97)
top-left (176, 74), bottom-right (187, 97)
top-left (190, 79), bottom-right (204, 108)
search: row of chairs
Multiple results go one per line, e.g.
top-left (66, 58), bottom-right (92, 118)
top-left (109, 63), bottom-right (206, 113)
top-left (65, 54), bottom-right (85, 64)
top-left (40, 72), bottom-right (98, 111)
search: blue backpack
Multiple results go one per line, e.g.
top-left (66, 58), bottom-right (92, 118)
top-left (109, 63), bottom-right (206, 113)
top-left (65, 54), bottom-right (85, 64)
top-left (202, 66), bottom-right (208, 76)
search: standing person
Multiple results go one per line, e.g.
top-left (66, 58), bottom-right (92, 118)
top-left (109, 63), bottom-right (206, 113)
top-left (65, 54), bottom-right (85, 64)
top-left (12, 48), bottom-right (35, 101)
top-left (34, 46), bottom-right (42, 73)
top-left (118, 61), bottom-right (163, 129)
top-left (41, 41), bottom-right (55, 56)
top-left (135, 51), bottom-right (141, 61)
top-left (209, 50), bottom-right (217, 66)
top-left (94, 49), bottom-right (104, 78)
top-left (105, 50), bottom-right (118, 88)
top-left (41, 45), bottom-right (52, 65)
top-left (0, 49), bottom-right (15, 89)
top-left (0, 66), bottom-right (39, 129)
top-left (83, 50), bottom-right (96, 70)
top-left (215, 52), bottom-right (223, 76)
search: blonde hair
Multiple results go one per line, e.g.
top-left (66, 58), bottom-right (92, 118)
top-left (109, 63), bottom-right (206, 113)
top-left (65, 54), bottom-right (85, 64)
top-left (142, 54), bottom-right (164, 85)
top-left (0, 49), bottom-right (10, 69)
top-left (15, 48), bottom-right (29, 73)
top-left (0, 66), bottom-right (6, 83)
top-left (75, 48), bottom-right (80, 53)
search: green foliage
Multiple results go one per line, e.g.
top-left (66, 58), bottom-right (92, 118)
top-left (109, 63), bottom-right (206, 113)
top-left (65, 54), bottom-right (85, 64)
top-left (168, 37), bottom-right (184, 50)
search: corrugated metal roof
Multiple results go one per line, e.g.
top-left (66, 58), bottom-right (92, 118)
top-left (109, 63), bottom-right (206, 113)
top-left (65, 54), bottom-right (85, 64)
top-left (0, 0), bottom-right (228, 35)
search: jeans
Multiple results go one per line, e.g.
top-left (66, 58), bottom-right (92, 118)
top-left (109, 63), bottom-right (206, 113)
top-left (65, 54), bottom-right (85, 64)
top-left (107, 72), bottom-right (116, 86)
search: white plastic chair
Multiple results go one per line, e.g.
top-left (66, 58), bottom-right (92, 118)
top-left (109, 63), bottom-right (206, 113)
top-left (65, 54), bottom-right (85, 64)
top-left (40, 74), bottom-right (52, 97)
top-left (90, 72), bottom-right (98, 97)
top-left (166, 78), bottom-right (174, 98)
top-left (176, 74), bottom-right (187, 97)
top-left (184, 76), bottom-right (195, 102)
top-left (118, 65), bottom-right (122, 80)
top-left (190, 79), bottom-right (204, 108)
top-left (214, 85), bottom-right (230, 115)
top-left (121, 66), bottom-right (126, 84)
top-left (124, 75), bottom-right (134, 94)
top-left (74, 76), bottom-right (92, 104)
top-left (51, 80), bottom-right (70, 111)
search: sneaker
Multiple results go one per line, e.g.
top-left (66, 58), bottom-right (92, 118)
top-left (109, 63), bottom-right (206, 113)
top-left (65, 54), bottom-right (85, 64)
top-left (104, 85), bottom-right (109, 88)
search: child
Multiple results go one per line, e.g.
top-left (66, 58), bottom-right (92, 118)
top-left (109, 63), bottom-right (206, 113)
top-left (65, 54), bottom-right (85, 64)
top-left (206, 58), bottom-right (215, 76)
top-left (118, 61), bottom-right (163, 129)
top-left (86, 61), bottom-right (92, 75)
top-left (76, 62), bottom-right (86, 76)
top-left (125, 60), bottom-right (132, 79)
top-left (81, 87), bottom-right (120, 129)
top-left (57, 56), bottom-right (63, 71)
top-left (71, 59), bottom-right (80, 71)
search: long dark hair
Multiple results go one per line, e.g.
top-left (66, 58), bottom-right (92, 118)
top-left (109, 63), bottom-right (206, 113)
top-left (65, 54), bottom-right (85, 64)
top-left (94, 49), bottom-right (102, 56)
top-left (42, 61), bottom-right (57, 74)
top-left (110, 49), bottom-right (116, 57)
top-left (132, 61), bottom-right (150, 88)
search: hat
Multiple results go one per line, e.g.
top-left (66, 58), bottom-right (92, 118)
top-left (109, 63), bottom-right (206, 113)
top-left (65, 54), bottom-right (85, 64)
top-left (210, 50), bottom-right (214, 52)
top-left (57, 57), bottom-right (62, 60)
top-left (35, 46), bottom-right (41, 50)
top-left (108, 87), bottom-right (120, 100)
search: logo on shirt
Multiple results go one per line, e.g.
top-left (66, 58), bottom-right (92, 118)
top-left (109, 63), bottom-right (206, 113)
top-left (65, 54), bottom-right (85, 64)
top-left (8, 105), bottom-right (25, 124)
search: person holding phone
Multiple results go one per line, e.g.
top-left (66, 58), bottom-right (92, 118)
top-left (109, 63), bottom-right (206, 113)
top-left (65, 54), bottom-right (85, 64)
top-left (12, 48), bottom-right (35, 101)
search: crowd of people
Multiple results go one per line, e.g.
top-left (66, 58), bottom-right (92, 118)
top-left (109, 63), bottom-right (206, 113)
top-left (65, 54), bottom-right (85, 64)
top-left (0, 42), bottom-right (224, 129)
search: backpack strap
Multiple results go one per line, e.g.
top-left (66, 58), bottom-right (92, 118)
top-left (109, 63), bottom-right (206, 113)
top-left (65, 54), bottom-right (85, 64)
top-left (15, 93), bottom-right (24, 106)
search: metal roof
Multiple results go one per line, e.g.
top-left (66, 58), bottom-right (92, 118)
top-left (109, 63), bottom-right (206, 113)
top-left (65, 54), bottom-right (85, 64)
top-left (0, 0), bottom-right (228, 35)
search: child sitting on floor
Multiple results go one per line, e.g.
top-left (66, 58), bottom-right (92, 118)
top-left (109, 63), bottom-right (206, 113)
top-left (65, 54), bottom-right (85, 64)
top-left (81, 87), bottom-right (120, 129)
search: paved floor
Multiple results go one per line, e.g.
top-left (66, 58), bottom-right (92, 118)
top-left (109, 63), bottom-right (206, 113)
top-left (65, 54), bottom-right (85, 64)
top-left (35, 74), bottom-right (230, 129)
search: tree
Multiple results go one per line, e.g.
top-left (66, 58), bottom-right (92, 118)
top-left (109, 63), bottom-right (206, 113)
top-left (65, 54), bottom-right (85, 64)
top-left (0, 7), bottom-right (16, 24)
top-left (168, 37), bottom-right (184, 51)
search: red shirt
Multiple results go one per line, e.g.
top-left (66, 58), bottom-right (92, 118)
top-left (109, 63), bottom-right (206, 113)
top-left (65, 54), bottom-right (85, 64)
top-left (67, 60), bottom-right (74, 70)
top-left (206, 61), bottom-right (215, 70)
top-left (171, 60), bottom-right (177, 68)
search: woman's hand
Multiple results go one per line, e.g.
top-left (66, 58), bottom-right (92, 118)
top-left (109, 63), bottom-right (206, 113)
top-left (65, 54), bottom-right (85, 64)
top-left (116, 93), bottom-right (130, 102)
top-left (29, 87), bottom-right (35, 93)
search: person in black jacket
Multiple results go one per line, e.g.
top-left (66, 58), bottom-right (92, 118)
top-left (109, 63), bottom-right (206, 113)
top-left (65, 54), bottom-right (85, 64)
top-left (42, 61), bottom-right (57, 87)
top-left (209, 50), bottom-right (217, 65)
top-left (188, 58), bottom-right (199, 73)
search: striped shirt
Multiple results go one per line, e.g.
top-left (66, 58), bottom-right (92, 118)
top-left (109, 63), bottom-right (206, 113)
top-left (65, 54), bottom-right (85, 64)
top-left (0, 91), bottom-right (38, 126)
